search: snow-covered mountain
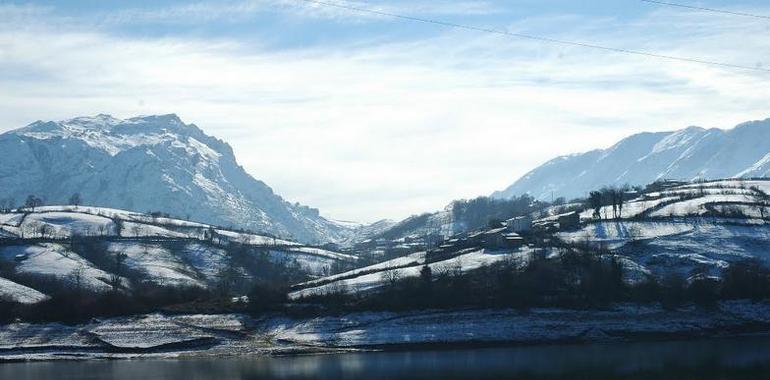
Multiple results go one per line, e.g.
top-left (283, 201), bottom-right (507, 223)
top-left (0, 114), bottom-right (351, 243)
top-left (493, 118), bottom-right (770, 200)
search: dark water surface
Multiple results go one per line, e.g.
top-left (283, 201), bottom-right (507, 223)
top-left (3, 337), bottom-right (770, 379)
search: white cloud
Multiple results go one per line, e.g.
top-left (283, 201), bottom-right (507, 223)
top-left (0, 4), bottom-right (769, 222)
top-left (93, 0), bottom-right (499, 25)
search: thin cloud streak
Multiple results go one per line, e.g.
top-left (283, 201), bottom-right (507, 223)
top-left (96, 0), bottom-right (500, 25)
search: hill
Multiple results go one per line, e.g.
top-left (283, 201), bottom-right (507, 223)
top-left (0, 205), bottom-right (357, 305)
top-left (292, 179), bottom-right (770, 300)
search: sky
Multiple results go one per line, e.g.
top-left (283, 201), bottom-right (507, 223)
top-left (1, 0), bottom-right (769, 223)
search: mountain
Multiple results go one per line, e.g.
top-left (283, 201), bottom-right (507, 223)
top-left (493, 118), bottom-right (770, 200)
top-left (0, 114), bottom-right (352, 243)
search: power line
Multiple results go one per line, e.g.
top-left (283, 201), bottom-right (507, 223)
top-left (640, 0), bottom-right (770, 20)
top-left (297, 0), bottom-right (770, 74)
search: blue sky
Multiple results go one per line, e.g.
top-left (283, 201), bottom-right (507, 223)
top-left (1, 1), bottom-right (769, 222)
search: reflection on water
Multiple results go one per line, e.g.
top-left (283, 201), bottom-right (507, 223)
top-left (3, 337), bottom-right (770, 379)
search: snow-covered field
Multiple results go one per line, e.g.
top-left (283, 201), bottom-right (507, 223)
top-left (648, 194), bottom-right (759, 218)
top-left (558, 179), bottom-right (770, 280)
top-left (294, 251), bottom-right (428, 290)
top-left (0, 206), bottom-right (346, 247)
top-left (680, 179), bottom-right (770, 194)
top-left (579, 196), bottom-right (680, 220)
top-left (561, 221), bottom-right (695, 246)
top-left (0, 207), bottom-right (358, 303)
top-left (289, 249), bottom-right (527, 299)
top-left (105, 242), bottom-right (206, 288)
top-left (0, 243), bottom-right (117, 292)
top-left (120, 221), bottom-right (190, 239)
top-left (23, 212), bottom-right (116, 238)
top-left (0, 277), bottom-right (48, 304)
top-left (0, 213), bottom-right (24, 227)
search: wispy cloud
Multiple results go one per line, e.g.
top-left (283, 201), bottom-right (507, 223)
top-left (1, 2), bottom-right (769, 221)
top-left (94, 0), bottom-right (500, 26)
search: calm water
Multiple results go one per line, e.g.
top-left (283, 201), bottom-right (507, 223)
top-left (3, 337), bottom-right (770, 380)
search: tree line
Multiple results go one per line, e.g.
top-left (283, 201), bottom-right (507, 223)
top-left (299, 250), bottom-right (770, 313)
top-left (450, 194), bottom-right (547, 232)
top-left (587, 186), bottom-right (633, 220)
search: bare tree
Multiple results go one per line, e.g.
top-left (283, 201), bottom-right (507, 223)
top-left (326, 281), bottom-right (349, 298)
top-left (25, 221), bottom-right (41, 238)
top-left (69, 265), bottom-right (86, 294)
top-left (449, 261), bottom-right (464, 277)
top-left (113, 219), bottom-right (124, 237)
top-left (68, 193), bottom-right (82, 207)
top-left (752, 186), bottom-right (770, 220)
top-left (216, 247), bottom-right (240, 296)
top-left (588, 191), bottom-right (603, 220)
top-left (39, 223), bottom-right (53, 239)
top-left (130, 224), bottom-right (142, 237)
top-left (0, 198), bottom-right (15, 213)
top-left (432, 262), bottom-right (452, 280)
top-left (381, 269), bottom-right (402, 287)
top-left (110, 253), bottom-right (128, 292)
top-left (24, 195), bottom-right (43, 211)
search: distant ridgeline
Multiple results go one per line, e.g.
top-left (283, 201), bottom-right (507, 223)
top-left (493, 118), bottom-right (770, 201)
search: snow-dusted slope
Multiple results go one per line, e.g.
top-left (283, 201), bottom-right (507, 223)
top-left (493, 118), bottom-right (770, 200)
top-left (0, 243), bottom-right (118, 292)
top-left (0, 114), bottom-right (350, 243)
top-left (0, 277), bottom-right (49, 304)
top-left (0, 206), bottom-right (358, 303)
top-left (558, 179), bottom-right (770, 279)
top-left (289, 248), bottom-right (527, 299)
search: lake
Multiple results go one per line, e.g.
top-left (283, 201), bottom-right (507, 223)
top-left (2, 337), bottom-right (770, 379)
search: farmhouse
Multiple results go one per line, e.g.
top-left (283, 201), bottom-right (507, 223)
top-left (533, 211), bottom-right (580, 232)
top-left (482, 228), bottom-right (524, 249)
top-left (506, 215), bottom-right (532, 233)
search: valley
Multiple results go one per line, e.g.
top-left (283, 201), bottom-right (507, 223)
top-left (3, 115), bottom-right (770, 362)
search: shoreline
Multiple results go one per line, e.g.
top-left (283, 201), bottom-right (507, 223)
top-left (2, 301), bottom-right (770, 362)
top-left (5, 331), bottom-right (770, 364)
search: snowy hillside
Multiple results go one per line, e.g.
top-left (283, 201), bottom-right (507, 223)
top-left (289, 248), bottom-right (528, 300)
top-left (296, 179), bottom-right (770, 299)
top-left (559, 179), bottom-right (770, 280)
top-left (0, 206), bottom-right (357, 304)
top-left (0, 114), bottom-right (352, 244)
top-left (493, 118), bottom-right (770, 200)
top-left (331, 219), bottom-right (398, 246)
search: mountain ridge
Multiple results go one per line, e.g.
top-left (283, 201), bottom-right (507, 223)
top-left (0, 114), bottom-right (351, 243)
top-left (492, 117), bottom-right (770, 200)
